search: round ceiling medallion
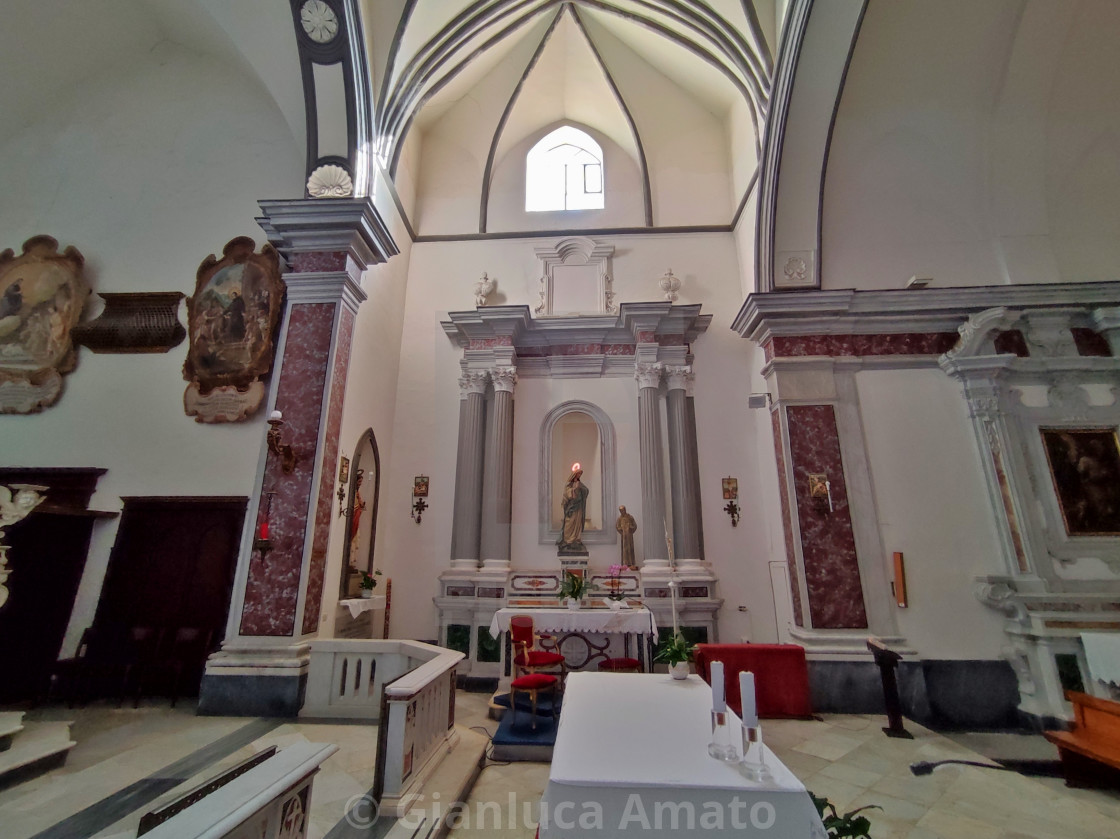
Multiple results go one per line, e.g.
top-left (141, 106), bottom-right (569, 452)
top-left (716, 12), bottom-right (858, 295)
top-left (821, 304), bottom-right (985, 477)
top-left (300, 0), bottom-right (339, 44)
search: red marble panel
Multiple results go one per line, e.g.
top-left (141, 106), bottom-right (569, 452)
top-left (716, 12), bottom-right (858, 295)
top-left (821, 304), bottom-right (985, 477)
top-left (467, 336), bottom-right (514, 349)
top-left (636, 330), bottom-right (657, 343)
top-left (772, 409), bottom-right (804, 626)
top-left (291, 251), bottom-right (347, 273)
top-left (602, 344), bottom-right (636, 356)
top-left (786, 405), bottom-right (868, 629)
top-left (551, 343), bottom-right (601, 356)
top-left (659, 335), bottom-right (685, 347)
top-left (762, 340), bottom-right (774, 363)
top-left (1072, 328), bottom-right (1113, 357)
top-left (240, 302), bottom-right (336, 636)
top-left (994, 330), bottom-right (1029, 357)
top-left (770, 333), bottom-right (958, 358)
top-left (302, 305), bottom-right (355, 635)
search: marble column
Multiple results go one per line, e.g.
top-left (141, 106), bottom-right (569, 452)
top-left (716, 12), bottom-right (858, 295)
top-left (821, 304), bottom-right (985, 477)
top-left (450, 371), bottom-right (489, 569)
top-left (665, 366), bottom-right (702, 565)
top-left (636, 362), bottom-right (668, 568)
top-left (480, 367), bottom-right (516, 571)
top-left (202, 198), bottom-right (397, 716)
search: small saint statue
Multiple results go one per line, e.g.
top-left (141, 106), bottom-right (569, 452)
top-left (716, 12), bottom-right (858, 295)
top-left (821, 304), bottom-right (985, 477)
top-left (557, 463), bottom-right (589, 555)
top-left (616, 505), bottom-right (637, 568)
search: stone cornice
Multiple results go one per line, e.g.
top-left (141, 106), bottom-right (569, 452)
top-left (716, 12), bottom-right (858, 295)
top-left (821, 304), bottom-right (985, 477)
top-left (256, 198), bottom-right (399, 268)
top-left (734, 282), bottom-right (1120, 343)
top-left (442, 302), bottom-right (711, 352)
top-left (283, 271), bottom-right (367, 310)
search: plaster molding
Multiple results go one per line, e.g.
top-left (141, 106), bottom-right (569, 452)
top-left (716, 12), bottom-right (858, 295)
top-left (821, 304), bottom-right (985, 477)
top-left (490, 366), bottom-right (517, 393)
top-left (283, 271), bottom-right (367, 311)
top-left (534, 237), bottom-right (616, 316)
top-left (635, 362), bottom-right (664, 390)
top-left (458, 371), bottom-right (489, 397)
top-left (664, 365), bottom-right (693, 392)
top-left (256, 198), bottom-right (398, 269)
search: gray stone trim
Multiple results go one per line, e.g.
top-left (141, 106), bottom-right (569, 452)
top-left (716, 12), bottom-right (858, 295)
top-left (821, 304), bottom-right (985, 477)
top-left (256, 197), bottom-right (399, 268)
top-left (283, 271), bottom-right (367, 310)
top-left (538, 400), bottom-right (618, 546)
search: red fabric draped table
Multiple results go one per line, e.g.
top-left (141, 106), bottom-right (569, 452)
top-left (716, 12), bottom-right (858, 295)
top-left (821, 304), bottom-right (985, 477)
top-left (693, 644), bottom-right (813, 719)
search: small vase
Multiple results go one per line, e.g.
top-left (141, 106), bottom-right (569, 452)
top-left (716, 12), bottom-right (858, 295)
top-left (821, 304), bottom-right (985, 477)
top-left (566, 597), bottom-right (582, 610)
top-left (670, 661), bottom-right (690, 680)
top-left (360, 589), bottom-right (374, 599)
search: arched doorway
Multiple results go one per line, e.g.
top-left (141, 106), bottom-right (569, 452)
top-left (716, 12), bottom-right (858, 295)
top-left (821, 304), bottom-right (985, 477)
top-left (339, 429), bottom-right (380, 598)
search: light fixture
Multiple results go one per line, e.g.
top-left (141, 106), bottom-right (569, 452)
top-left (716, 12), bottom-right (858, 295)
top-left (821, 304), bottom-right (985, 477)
top-left (0, 484), bottom-right (47, 609)
top-left (253, 492), bottom-right (274, 559)
top-left (747, 393), bottom-right (771, 409)
top-left (906, 275), bottom-right (932, 289)
top-left (267, 410), bottom-right (298, 474)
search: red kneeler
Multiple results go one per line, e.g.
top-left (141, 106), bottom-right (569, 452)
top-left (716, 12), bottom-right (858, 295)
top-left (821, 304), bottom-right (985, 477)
top-left (510, 673), bottom-right (558, 730)
top-left (598, 657), bottom-right (641, 672)
top-left (694, 644), bottom-right (813, 719)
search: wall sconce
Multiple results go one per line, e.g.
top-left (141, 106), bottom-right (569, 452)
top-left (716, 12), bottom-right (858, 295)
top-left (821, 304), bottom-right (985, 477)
top-left (253, 492), bottom-right (274, 559)
top-left (808, 474), bottom-right (833, 512)
top-left (267, 410), bottom-right (298, 474)
top-left (411, 475), bottom-right (429, 524)
top-left (337, 456), bottom-right (350, 517)
top-left (722, 477), bottom-right (740, 527)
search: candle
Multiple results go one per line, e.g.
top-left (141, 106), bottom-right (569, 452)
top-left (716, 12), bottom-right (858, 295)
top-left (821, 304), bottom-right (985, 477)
top-left (258, 519), bottom-right (269, 540)
top-left (710, 660), bottom-right (726, 713)
top-left (668, 579), bottom-right (680, 636)
top-left (739, 670), bottom-right (758, 728)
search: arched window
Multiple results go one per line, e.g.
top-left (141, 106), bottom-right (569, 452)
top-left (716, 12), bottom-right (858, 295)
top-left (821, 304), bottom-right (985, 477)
top-left (526, 126), bottom-right (604, 212)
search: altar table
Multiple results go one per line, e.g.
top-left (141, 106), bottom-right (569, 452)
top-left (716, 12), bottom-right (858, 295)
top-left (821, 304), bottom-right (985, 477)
top-left (539, 673), bottom-right (826, 838)
top-left (489, 606), bottom-right (657, 673)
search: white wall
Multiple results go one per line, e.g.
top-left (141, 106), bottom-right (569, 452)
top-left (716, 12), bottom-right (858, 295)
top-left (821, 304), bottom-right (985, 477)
top-left (375, 231), bottom-right (777, 644)
top-left (0, 41), bottom-right (304, 656)
top-left (856, 368), bottom-right (1007, 659)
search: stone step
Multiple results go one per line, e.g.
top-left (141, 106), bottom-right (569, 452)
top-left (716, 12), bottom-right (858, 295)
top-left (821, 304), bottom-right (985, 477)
top-left (0, 721), bottom-right (76, 787)
top-left (0, 711), bottom-right (25, 751)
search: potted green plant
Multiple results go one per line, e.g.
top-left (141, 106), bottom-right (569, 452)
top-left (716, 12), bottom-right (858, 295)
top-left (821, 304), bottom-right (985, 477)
top-left (808, 792), bottom-right (879, 838)
top-left (359, 569), bottom-right (382, 598)
top-left (655, 632), bottom-right (695, 679)
top-left (557, 570), bottom-right (594, 609)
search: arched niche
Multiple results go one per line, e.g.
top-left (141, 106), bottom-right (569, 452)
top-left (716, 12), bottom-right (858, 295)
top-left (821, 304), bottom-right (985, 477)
top-left (539, 401), bottom-right (616, 545)
top-left (339, 428), bottom-right (381, 598)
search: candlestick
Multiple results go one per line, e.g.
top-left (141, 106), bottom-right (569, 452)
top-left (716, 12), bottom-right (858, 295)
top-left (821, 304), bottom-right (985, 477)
top-left (710, 661), bottom-right (727, 713)
top-left (739, 670), bottom-right (758, 728)
top-left (708, 710), bottom-right (738, 762)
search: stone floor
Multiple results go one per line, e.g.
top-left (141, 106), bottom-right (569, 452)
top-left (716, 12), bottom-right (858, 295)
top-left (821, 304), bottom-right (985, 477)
top-left (2, 692), bottom-right (1118, 839)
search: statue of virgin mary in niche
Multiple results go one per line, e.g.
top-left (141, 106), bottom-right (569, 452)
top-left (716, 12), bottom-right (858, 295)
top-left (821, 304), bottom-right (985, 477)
top-left (557, 464), bottom-right (590, 556)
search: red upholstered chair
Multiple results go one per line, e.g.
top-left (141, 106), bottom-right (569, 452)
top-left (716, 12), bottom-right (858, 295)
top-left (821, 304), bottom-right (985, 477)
top-left (509, 673), bottom-right (559, 730)
top-left (510, 615), bottom-right (565, 680)
top-left (598, 657), bottom-right (641, 673)
top-left (694, 644), bottom-right (813, 719)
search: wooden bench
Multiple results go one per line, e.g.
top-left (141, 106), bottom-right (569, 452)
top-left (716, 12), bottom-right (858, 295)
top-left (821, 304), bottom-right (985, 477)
top-left (1044, 691), bottom-right (1120, 788)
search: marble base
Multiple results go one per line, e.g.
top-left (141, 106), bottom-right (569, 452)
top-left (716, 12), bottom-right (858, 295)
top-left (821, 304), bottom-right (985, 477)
top-left (807, 659), bottom-right (1021, 729)
top-left (450, 559), bottom-right (480, 570)
top-left (198, 672), bottom-right (307, 717)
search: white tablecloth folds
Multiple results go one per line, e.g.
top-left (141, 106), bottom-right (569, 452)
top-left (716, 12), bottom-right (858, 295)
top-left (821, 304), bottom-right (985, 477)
top-left (489, 606), bottom-right (657, 638)
top-left (540, 672), bottom-right (826, 838)
top-left (338, 595), bottom-right (385, 620)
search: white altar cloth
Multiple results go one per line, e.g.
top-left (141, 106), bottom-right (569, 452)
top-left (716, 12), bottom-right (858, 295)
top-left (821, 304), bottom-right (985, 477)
top-left (338, 595), bottom-right (385, 620)
top-left (1082, 632), bottom-right (1120, 688)
top-left (540, 672), bottom-right (826, 838)
top-left (489, 606), bottom-right (657, 638)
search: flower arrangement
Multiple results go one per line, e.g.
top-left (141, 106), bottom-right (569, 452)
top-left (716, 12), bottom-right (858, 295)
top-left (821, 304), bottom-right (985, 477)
top-left (605, 564), bottom-right (626, 601)
top-left (557, 570), bottom-right (594, 602)
top-left (360, 569), bottom-right (383, 590)
top-left (808, 793), bottom-right (879, 838)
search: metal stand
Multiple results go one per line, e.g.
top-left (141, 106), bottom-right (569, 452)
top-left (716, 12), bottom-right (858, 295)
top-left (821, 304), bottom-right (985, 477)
top-left (868, 637), bottom-right (913, 739)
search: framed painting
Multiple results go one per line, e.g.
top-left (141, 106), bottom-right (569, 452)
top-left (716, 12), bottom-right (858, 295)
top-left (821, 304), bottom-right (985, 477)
top-left (722, 477), bottom-right (738, 500)
top-left (182, 237), bottom-right (285, 422)
top-left (0, 236), bottom-right (89, 413)
top-left (1040, 428), bottom-right (1120, 536)
top-left (413, 476), bottom-right (429, 497)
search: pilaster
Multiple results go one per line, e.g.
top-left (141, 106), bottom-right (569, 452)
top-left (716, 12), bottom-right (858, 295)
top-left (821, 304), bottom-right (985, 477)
top-left (636, 362), bottom-right (668, 568)
top-left (480, 367), bottom-right (517, 571)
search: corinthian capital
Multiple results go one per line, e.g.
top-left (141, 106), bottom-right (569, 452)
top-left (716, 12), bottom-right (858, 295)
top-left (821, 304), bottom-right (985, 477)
top-left (458, 371), bottom-right (489, 397)
top-left (635, 362), bottom-right (663, 389)
top-left (664, 365), bottom-right (694, 392)
top-left (491, 366), bottom-right (517, 393)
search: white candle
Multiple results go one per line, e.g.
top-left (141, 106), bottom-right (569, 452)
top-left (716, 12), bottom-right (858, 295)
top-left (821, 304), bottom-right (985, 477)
top-left (668, 579), bottom-right (680, 636)
top-left (739, 670), bottom-right (758, 728)
top-left (710, 660), bottom-right (726, 713)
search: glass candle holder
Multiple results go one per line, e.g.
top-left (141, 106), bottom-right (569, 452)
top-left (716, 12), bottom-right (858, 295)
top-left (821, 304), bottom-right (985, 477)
top-left (708, 710), bottom-right (738, 762)
top-left (739, 724), bottom-right (772, 781)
